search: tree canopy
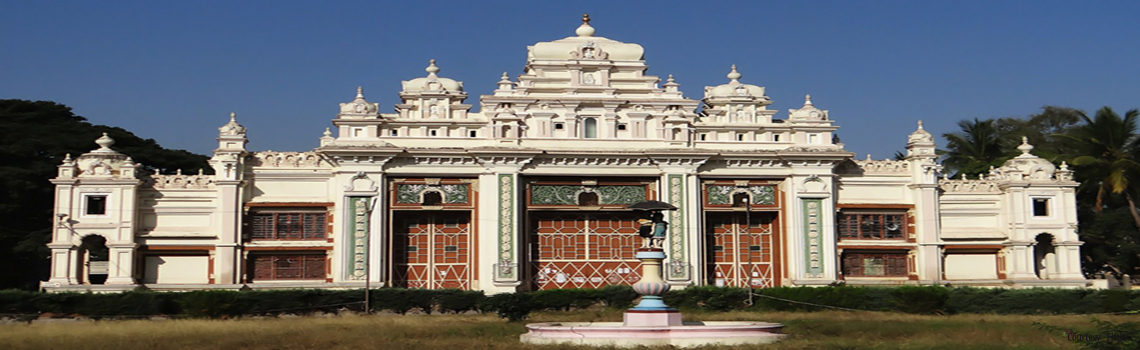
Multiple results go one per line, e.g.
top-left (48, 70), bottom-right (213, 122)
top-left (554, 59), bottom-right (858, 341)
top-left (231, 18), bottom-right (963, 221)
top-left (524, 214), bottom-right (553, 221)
top-left (0, 99), bottom-right (211, 290)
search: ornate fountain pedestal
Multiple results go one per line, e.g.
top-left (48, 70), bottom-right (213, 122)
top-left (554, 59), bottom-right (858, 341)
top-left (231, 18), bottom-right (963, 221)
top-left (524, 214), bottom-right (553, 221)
top-left (521, 246), bottom-right (786, 348)
top-left (624, 248), bottom-right (681, 327)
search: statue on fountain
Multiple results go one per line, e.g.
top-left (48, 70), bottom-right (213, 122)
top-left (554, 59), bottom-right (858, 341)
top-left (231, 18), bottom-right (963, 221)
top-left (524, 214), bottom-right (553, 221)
top-left (650, 212), bottom-right (668, 249)
top-left (637, 211), bottom-right (669, 249)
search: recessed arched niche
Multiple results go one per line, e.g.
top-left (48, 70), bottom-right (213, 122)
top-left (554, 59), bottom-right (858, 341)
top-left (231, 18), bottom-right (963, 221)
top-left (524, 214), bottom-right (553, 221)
top-left (578, 192), bottom-right (599, 206)
top-left (732, 193), bottom-right (751, 208)
top-left (422, 191), bottom-right (443, 206)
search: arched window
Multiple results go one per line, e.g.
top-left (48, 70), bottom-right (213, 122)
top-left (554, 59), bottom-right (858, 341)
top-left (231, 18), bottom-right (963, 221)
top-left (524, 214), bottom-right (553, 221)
top-left (583, 118), bottom-right (598, 139)
top-left (422, 191), bottom-right (443, 206)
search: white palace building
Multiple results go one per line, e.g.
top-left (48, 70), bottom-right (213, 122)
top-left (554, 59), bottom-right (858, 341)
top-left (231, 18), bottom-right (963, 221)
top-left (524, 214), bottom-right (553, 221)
top-left (43, 16), bottom-right (1087, 293)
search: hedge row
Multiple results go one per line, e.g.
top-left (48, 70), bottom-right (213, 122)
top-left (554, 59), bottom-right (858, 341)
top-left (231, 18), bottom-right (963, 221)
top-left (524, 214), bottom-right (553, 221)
top-left (2, 286), bottom-right (1138, 320)
top-left (0, 288), bottom-right (488, 319)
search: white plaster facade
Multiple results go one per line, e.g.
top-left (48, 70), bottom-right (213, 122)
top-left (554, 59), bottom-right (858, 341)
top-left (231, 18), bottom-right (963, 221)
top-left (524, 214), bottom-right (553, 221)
top-left (43, 16), bottom-right (1086, 293)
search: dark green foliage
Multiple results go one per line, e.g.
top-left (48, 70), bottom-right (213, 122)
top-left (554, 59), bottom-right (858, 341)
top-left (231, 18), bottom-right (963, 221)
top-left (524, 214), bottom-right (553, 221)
top-left (370, 289), bottom-right (416, 314)
top-left (750, 286), bottom-right (877, 312)
top-left (2, 286), bottom-right (1138, 321)
top-left (434, 289), bottom-right (485, 314)
top-left (888, 286), bottom-right (949, 314)
top-left (597, 285), bottom-right (638, 309)
top-left (480, 292), bottom-right (532, 322)
top-left (941, 118), bottom-right (1009, 179)
top-left (529, 288), bottom-right (599, 311)
top-left (0, 99), bottom-right (211, 290)
top-left (178, 290), bottom-right (253, 318)
top-left (663, 286), bottom-right (750, 311)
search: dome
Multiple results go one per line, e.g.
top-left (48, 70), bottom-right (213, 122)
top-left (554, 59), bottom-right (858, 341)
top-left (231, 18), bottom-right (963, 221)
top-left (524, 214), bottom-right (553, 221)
top-left (907, 120), bottom-right (934, 145)
top-left (338, 86), bottom-right (380, 115)
top-left (999, 137), bottom-right (1056, 179)
top-left (787, 94), bottom-right (828, 121)
top-left (218, 112), bottom-right (247, 135)
top-left (528, 14), bottom-right (645, 61)
top-left (704, 65), bottom-right (765, 98)
top-left (402, 59), bottom-right (463, 93)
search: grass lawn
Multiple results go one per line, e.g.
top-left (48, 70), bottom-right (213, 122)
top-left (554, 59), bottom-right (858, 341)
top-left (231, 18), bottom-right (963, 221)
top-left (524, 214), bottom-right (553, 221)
top-left (0, 310), bottom-right (1127, 349)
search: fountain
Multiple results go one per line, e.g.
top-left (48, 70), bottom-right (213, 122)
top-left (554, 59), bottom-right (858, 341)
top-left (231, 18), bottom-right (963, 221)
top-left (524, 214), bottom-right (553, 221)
top-left (520, 201), bottom-right (786, 348)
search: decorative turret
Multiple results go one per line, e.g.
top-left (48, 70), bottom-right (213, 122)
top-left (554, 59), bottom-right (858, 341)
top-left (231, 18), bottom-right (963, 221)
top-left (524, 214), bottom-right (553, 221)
top-left (319, 127), bottom-right (334, 147)
top-left (401, 59), bottom-right (464, 93)
top-left (992, 137), bottom-right (1057, 181)
top-left (216, 112), bottom-right (248, 152)
top-left (338, 86), bottom-right (380, 119)
top-left (662, 74), bottom-right (680, 93)
top-left (496, 72), bottom-right (514, 92)
top-left (787, 94), bottom-right (829, 122)
top-left (211, 113), bottom-right (247, 180)
top-left (396, 59), bottom-right (470, 120)
top-left (904, 120), bottom-right (936, 159)
top-left (55, 133), bottom-right (136, 180)
top-left (701, 65), bottom-right (775, 125)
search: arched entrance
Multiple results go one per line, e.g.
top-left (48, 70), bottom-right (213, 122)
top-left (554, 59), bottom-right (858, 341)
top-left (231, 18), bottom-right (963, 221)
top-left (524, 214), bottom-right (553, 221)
top-left (1034, 233), bottom-right (1056, 279)
top-left (78, 235), bottom-right (109, 285)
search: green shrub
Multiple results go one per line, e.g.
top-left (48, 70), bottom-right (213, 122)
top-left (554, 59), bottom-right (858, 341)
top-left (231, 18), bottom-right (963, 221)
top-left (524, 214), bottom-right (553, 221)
top-left (481, 292), bottom-right (532, 321)
top-left (750, 286), bottom-right (875, 312)
top-left (597, 285), bottom-right (638, 309)
top-left (529, 288), bottom-right (599, 311)
top-left (178, 290), bottom-right (252, 318)
top-left (663, 286), bottom-right (749, 311)
top-left (435, 289), bottom-right (485, 314)
top-left (889, 286), bottom-right (949, 314)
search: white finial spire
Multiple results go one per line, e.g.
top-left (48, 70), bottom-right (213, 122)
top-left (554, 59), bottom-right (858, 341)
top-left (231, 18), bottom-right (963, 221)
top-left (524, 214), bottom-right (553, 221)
top-left (727, 64), bottom-right (741, 82)
top-left (917, 120), bottom-right (925, 130)
top-left (576, 14), bottom-right (595, 37)
top-left (229, 112), bottom-right (237, 123)
top-left (425, 59), bottom-right (440, 77)
top-left (804, 94), bottom-right (813, 106)
top-left (356, 86), bottom-right (364, 98)
top-left (500, 72), bottom-right (510, 81)
top-left (667, 74), bottom-right (675, 83)
top-left (1017, 136), bottom-right (1034, 155)
top-left (323, 127), bottom-right (332, 137)
top-left (95, 132), bottom-right (114, 150)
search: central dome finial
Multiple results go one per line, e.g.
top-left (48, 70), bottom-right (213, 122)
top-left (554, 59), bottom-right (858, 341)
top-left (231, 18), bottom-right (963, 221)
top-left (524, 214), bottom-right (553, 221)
top-left (727, 64), bottom-right (742, 82)
top-left (425, 59), bottom-right (440, 76)
top-left (576, 13), bottom-right (595, 37)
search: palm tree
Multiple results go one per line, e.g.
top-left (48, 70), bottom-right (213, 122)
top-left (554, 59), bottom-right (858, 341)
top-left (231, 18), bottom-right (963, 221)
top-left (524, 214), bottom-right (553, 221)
top-left (1062, 107), bottom-right (1140, 228)
top-left (941, 118), bottom-right (1007, 179)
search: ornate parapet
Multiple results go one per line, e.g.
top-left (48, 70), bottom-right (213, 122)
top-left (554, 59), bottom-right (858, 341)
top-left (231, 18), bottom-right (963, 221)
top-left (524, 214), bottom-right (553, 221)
top-left (248, 151), bottom-right (331, 168)
top-left (853, 158), bottom-right (909, 174)
top-left (938, 179), bottom-right (1001, 193)
top-left (144, 174), bottom-right (216, 189)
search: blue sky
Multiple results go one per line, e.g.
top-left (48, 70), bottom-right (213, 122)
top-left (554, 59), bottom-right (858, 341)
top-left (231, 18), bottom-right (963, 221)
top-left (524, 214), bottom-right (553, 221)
top-left (3, 1), bottom-right (1138, 160)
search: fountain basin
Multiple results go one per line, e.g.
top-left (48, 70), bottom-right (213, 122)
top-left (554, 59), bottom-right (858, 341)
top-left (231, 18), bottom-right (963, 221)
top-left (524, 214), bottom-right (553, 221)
top-left (520, 321), bottom-right (786, 348)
